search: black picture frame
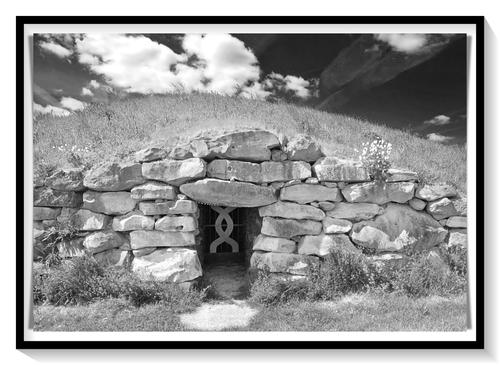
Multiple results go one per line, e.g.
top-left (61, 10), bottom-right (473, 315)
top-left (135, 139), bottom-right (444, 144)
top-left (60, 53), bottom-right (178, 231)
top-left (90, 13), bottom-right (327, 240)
top-left (17, 15), bottom-right (485, 350)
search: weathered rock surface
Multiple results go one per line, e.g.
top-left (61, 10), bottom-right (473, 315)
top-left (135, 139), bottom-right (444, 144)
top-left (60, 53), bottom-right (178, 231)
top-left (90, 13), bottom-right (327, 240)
top-left (312, 157), bottom-right (370, 182)
top-left (112, 211), bottom-right (155, 231)
top-left (132, 247), bottom-right (157, 257)
top-left (322, 217), bottom-right (352, 233)
top-left (445, 216), bottom-right (467, 228)
top-left (70, 209), bottom-right (110, 231)
top-left (138, 199), bottom-right (197, 215)
top-left (253, 234), bottom-right (296, 253)
top-left (386, 168), bottom-right (418, 182)
top-left (45, 168), bottom-right (85, 191)
top-left (84, 161), bottom-right (145, 191)
top-left (130, 230), bottom-right (196, 249)
top-left (271, 149), bottom-right (287, 161)
top-left (426, 198), bottom-right (459, 220)
top-left (447, 229), bottom-right (467, 247)
top-left (169, 139), bottom-right (210, 160)
top-left (134, 147), bottom-right (168, 163)
top-left (318, 201), bottom-right (336, 211)
top-left (83, 231), bottom-right (128, 254)
top-left (261, 217), bottom-right (322, 238)
top-left (203, 130), bottom-right (280, 162)
top-left (57, 238), bottom-right (86, 258)
top-left (142, 158), bottom-right (206, 186)
top-left (452, 196), bottom-right (467, 216)
top-left (280, 183), bottom-right (342, 204)
top-left (415, 183), bottom-right (457, 201)
top-left (250, 252), bottom-right (319, 275)
top-left (180, 178), bottom-right (277, 207)
top-left (409, 198), bottom-right (426, 211)
top-left (83, 191), bottom-right (136, 215)
top-left (207, 160), bottom-right (261, 183)
top-left (326, 202), bottom-right (383, 221)
top-left (261, 161), bottom-right (311, 182)
top-left (258, 201), bottom-right (325, 221)
top-left (94, 249), bottom-right (133, 267)
top-left (155, 216), bottom-right (197, 232)
top-left (341, 181), bottom-right (415, 204)
top-left (350, 203), bottom-right (447, 251)
top-left (33, 207), bottom-right (61, 220)
top-left (286, 134), bottom-right (324, 162)
top-left (34, 187), bottom-right (82, 207)
top-left (298, 234), bottom-right (358, 257)
top-left (130, 182), bottom-right (176, 200)
top-left (132, 248), bottom-right (202, 282)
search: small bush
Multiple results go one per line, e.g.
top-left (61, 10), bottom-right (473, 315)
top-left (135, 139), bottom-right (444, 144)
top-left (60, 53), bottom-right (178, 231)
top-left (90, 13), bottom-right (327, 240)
top-left (34, 255), bottom-right (206, 308)
top-left (249, 271), bottom-right (312, 305)
top-left (359, 135), bottom-right (392, 181)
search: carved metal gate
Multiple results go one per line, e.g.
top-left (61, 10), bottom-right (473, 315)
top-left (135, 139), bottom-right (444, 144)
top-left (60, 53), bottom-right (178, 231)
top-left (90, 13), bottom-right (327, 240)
top-left (200, 205), bottom-right (245, 254)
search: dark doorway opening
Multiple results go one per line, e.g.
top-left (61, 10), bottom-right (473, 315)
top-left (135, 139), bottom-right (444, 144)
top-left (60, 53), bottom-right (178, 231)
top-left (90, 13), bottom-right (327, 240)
top-left (198, 205), bottom-right (261, 299)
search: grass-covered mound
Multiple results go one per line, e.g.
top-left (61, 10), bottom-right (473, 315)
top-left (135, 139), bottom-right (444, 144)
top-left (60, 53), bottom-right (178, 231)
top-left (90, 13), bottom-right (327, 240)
top-left (33, 93), bottom-right (467, 191)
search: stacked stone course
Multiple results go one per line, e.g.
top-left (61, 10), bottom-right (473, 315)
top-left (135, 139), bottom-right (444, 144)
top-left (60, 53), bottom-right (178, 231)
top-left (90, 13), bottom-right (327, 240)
top-left (33, 130), bottom-right (468, 285)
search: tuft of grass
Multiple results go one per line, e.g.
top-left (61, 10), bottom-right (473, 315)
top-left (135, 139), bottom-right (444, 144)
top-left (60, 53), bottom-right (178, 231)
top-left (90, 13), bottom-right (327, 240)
top-left (34, 93), bottom-right (466, 191)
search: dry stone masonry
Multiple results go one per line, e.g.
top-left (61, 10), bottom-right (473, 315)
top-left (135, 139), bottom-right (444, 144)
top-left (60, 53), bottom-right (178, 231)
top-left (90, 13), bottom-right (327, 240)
top-left (33, 130), bottom-right (468, 286)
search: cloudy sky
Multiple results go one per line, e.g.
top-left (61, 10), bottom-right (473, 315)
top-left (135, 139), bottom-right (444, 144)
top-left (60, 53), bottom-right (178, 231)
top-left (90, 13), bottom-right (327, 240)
top-left (32, 33), bottom-right (466, 144)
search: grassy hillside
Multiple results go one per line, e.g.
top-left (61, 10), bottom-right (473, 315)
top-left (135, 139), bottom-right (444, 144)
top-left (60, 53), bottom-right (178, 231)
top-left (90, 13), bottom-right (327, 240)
top-left (33, 93), bottom-right (467, 191)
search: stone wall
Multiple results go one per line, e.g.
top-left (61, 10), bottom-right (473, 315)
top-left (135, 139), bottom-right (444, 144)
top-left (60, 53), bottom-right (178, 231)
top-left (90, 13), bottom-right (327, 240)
top-left (33, 129), bottom-right (467, 285)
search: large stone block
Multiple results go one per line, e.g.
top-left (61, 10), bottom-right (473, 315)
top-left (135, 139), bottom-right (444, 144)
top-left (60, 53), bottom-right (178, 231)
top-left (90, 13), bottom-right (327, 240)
top-left (112, 211), bottom-right (155, 231)
top-left (426, 198), bottom-right (459, 220)
top-left (341, 181), bottom-right (415, 204)
top-left (204, 130), bottom-right (280, 162)
top-left (298, 234), bottom-right (358, 257)
top-left (312, 157), bottom-right (370, 182)
top-left (134, 147), bottom-right (168, 163)
top-left (155, 216), bottom-right (197, 232)
top-left (180, 178), bottom-right (277, 207)
top-left (130, 181), bottom-right (176, 200)
top-left (322, 217), bottom-right (352, 233)
top-left (279, 183), bottom-right (342, 204)
top-left (415, 183), bottom-right (457, 201)
top-left (45, 167), bottom-right (85, 191)
top-left (252, 234), bottom-right (296, 253)
top-left (385, 168), bottom-right (418, 182)
top-left (138, 199), bottom-right (197, 215)
top-left (261, 217), bottom-right (322, 238)
top-left (207, 160), bottom-right (261, 183)
top-left (258, 201), bottom-right (325, 221)
top-left (84, 161), bottom-right (145, 191)
top-left (447, 229), bottom-right (467, 247)
top-left (34, 187), bottom-right (82, 208)
top-left (250, 252), bottom-right (319, 275)
top-left (142, 158), bottom-right (206, 186)
top-left (83, 191), bottom-right (136, 215)
top-left (132, 247), bottom-right (157, 257)
top-left (70, 209), bottom-right (110, 231)
top-left (285, 134), bottom-right (324, 162)
top-left (409, 198), bottom-right (426, 211)
top-left (326, 202), bottom-right (383, 221)
top-left (350, 203), bottom-right (447, 252)
top-left (445, 216), bottom-right (467, 228)
top-left (132, 248), bottom-right (202, 282)
top-left (83, 231), bottom-right (128, 254)
top-left (94, 249), bottom-right (133, 268)
top-left (130, 230), bottom-right (196, 249)
top-left (33, 207), bottom-right (61, 220)
top-left (260, 161), bottom-right (311, 183)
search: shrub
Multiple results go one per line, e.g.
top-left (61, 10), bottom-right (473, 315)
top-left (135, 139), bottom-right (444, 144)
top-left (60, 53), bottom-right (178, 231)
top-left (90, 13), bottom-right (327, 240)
top-left (359, 135), bottom-right (392, 181)
top-left (249, 270), bottom-right (312, 306)
top-left (34, 255), bottom-right (206, 308)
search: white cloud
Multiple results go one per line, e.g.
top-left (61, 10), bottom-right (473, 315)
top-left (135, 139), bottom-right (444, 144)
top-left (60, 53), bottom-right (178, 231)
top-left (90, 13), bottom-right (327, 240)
top-left (39, 41), bottom-right (73, 58)
top-left (263, 72), bottom-right (313, 99)
top-left (60, 97), bottom-right (87, 111)
top-left (375, 34), bottom-right (427, 54)
top-left (33, 103), bottom-right (70, 117)
top-left (424, 114), bottom-right (451, 126)
top-left (88, 80), bottom-right (100, 89)
top-left (81, 87), bottom-right (94, 96)
top-left (239, 82), bottom-right (271, 99)
top-left (427, 133), bottom-right (454, 143)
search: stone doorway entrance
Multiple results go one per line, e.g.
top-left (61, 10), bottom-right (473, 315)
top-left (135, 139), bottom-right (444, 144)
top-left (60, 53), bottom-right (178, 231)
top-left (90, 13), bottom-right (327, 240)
top-left (199, 205), bottom-right (260, 299)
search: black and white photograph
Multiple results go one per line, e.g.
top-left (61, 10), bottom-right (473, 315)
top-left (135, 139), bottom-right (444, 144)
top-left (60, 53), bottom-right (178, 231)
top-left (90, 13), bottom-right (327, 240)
top-left (18, 17), bottom-right (483, 348)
